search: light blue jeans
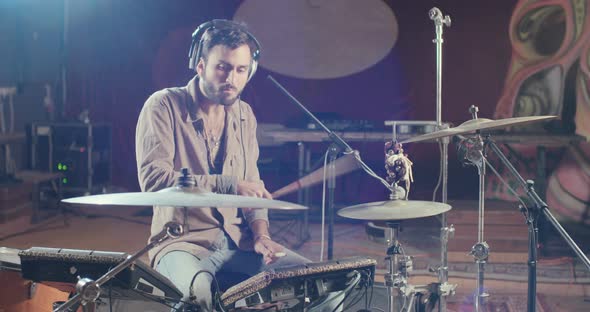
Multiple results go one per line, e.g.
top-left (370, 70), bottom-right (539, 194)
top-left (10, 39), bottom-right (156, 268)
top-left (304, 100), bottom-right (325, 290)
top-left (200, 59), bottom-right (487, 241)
top-left (156, 233), bottom-right (343, 311)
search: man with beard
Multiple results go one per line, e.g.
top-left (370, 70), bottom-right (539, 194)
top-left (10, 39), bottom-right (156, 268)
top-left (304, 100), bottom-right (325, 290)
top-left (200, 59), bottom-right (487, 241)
top-left (135, 20), bottom-right (332, 311)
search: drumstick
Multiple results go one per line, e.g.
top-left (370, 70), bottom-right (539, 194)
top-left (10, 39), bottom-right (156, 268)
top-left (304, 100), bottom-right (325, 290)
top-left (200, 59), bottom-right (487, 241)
top-left (271, 152), bottom-right (360, 198)
top-left (274, 252), bottom-right (286, 257)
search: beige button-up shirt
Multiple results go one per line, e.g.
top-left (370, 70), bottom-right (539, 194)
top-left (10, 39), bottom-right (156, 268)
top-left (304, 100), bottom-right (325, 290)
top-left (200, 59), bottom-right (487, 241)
top-left (136, 76), bottom-right (268, 266)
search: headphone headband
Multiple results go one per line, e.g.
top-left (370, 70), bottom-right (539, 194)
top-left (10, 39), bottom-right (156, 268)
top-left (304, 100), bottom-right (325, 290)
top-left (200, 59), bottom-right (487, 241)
top-left (188, 19), bottom-right (261, 80)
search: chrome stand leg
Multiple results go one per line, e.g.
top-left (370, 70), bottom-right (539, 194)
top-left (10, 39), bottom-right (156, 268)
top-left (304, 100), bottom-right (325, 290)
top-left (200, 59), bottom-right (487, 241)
top-left (429, 7), bottom-right (455, 310)
top-left (384, 222), bottom-right (407, 312)
top-left (471, 138), bottom-right (490, 312)
top-left (438, 140), bottom-right (457, 311)
top-left (385, 225), bottom-right (400, 312)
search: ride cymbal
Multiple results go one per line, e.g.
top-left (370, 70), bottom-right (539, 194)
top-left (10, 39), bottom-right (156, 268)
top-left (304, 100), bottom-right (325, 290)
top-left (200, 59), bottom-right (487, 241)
top-left (400, 115), bottom-right (556, 144)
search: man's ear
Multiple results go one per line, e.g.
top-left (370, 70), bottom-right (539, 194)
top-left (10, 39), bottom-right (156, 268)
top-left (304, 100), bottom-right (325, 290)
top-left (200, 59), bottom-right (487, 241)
top-left (196, 58), bottom-right (205, 76)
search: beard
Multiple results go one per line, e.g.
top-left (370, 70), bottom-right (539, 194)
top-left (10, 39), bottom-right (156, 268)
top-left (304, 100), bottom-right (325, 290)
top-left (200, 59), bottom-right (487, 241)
top-left (200, 71), bottom-right (241, 106)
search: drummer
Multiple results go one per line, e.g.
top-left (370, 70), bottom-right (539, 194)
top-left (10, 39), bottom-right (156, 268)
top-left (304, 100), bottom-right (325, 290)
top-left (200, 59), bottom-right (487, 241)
top-left (135, 20), bottom-right (340, 311)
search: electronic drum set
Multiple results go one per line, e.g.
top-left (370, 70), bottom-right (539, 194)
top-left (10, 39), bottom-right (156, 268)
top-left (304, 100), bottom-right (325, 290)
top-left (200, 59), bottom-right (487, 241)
top-left (44, 109), bottom-right (563, 312)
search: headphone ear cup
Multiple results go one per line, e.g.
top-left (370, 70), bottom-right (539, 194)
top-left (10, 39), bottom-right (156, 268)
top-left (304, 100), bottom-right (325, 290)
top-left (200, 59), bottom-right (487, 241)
top-left (188, 41), bottom-right (197, 70)
top-left (191, 40), bottom-right (204, 71)
top-left (189, 21), bottom-right (213, 71)
top-left (248, 60), bottom-right (258, 81)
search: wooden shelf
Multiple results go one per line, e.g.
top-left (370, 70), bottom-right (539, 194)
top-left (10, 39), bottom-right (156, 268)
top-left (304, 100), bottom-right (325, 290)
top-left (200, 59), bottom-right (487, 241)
top-left (0, 132), bottom-right (25, 144)
top-left (15, 170), bottom-right (63, 184)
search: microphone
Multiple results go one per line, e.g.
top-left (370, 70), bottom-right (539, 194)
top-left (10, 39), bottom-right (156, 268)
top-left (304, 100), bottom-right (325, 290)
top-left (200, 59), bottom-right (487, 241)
top-left (384, 141), bottom-right (413, 199)
top-left (385, 152), bottom-right (407, 185)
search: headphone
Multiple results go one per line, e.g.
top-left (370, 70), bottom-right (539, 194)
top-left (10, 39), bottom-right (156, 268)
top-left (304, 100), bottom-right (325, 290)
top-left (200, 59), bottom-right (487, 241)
top-left (188, 19), bottom-right (261, 81)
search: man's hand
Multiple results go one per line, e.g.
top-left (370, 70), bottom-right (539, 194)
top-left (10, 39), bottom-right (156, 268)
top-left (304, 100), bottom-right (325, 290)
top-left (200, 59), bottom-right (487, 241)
top-left (240, 186), bottom-right (277, 264)
top-left (237, 180), bottom-right (272, 199)
top-left (254, 236), bottom-right (285, 265)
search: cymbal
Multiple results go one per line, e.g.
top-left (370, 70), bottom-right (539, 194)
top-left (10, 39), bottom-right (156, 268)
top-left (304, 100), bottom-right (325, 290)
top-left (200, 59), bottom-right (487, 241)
top-left (337, 200), bottom-right (451, 221)
top-left (400, 115), bottom-right (557, 144)
top-left (62, 186), bottom-right (307, 210)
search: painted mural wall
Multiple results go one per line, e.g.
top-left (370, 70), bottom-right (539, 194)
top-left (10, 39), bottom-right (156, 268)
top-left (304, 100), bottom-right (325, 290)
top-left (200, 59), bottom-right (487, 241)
top-left (490, 0), bottom-right (590, 224)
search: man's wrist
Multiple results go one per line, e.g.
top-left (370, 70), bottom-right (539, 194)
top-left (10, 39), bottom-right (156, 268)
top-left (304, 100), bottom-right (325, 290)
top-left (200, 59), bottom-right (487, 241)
top-left (254, 234), bottom-right (271, 242)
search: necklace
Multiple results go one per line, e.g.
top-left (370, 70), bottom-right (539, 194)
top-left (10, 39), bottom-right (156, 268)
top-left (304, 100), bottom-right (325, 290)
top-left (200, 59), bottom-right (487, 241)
top-left (207, 130), bottom-right (221, 150)
top-left (204, 128), bottom-right (224, 171)
top-left (202, 113), bottom-right (225, 170)
top-left (202, 110), bottom-right (225, 138)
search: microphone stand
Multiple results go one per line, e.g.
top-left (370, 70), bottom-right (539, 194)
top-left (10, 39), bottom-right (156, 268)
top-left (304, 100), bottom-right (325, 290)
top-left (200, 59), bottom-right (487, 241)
top-left (327, 144), bottom-right (338, 260)
top-left (268, 75), bottom-right (394, 261)
top-left (429, 8), bottom-right (456, 310)
top-left (484, 138), bottom-right (590, 312)
top-left (267, 76), bottom-right (353, 154)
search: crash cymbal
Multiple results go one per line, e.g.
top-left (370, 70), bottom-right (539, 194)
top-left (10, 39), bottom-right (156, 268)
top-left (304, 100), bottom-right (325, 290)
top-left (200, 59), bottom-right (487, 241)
top-left (337, 200), bottom-right (451, 221)
top-left (400, 115), bottom-right (557, 144)
top-left (62, 186), bottom-right (307, 210)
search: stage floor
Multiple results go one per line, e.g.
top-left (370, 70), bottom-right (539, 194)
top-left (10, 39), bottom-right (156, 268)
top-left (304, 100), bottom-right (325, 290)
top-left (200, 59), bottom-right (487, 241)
top-left (1, 203), bottom-right (589, 311)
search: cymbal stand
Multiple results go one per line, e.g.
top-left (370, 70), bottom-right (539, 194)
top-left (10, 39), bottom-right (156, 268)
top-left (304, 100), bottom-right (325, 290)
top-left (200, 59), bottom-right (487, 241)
top-left (384, 221), bottom-right (413, 312)
top-left (484, 137), bottom-right (590, 312)
top-left (456, 106), bottom-right (490, 312)
top-left (53, 222), bottom-right (184, 312)
top-left (429, 7), bottom-right (456, 311)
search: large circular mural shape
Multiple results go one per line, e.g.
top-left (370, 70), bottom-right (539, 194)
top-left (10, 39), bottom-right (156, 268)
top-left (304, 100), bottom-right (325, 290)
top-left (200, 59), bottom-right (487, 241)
top-left (234, 0), bottom-right (398, 79)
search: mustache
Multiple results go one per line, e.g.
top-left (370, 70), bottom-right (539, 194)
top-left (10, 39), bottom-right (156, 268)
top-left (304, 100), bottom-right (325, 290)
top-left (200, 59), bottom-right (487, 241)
top-left (220, 84), bottom-right (236, 91)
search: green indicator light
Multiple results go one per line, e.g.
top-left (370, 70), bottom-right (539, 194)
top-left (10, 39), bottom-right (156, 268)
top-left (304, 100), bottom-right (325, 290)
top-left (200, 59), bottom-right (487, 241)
top-left (62, 178), bottom-right (68, 184)
top-left (63, 165), bottom-right (68, 170)
top-left (57, 163), bottom-right (62, 170)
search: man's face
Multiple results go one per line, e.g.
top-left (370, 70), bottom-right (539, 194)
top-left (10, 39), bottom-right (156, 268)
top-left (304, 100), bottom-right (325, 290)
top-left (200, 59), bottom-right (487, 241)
top-left (197, 44), bottom-right (252, 106)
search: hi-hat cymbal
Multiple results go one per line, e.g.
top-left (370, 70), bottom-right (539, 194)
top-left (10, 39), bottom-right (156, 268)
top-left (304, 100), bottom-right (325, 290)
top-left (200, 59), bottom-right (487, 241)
top-left (400, 115), bottom-right (557, 144)
top-left (62, 186), bottom-right (307, 210)
top-left (337, 200), bottom-right (451, 221)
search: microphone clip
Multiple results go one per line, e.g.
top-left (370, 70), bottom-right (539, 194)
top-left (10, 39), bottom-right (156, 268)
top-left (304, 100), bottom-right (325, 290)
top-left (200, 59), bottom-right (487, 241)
top-left (455, 135), bottom-right (486, 167)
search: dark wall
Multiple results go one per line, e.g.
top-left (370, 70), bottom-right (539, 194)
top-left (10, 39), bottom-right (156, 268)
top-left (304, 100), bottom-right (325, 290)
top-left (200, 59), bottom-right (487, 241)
top-left (3, 1), bottom-right (518, 202)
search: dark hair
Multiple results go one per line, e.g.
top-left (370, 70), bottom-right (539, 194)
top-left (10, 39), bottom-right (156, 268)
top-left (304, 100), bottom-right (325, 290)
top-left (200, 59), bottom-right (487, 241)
top-left (200, 24), bottom-right (256, 62)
